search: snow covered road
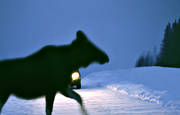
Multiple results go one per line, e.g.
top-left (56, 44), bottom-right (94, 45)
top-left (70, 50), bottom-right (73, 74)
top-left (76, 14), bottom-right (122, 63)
top-left (2, 88), bottom-right (179, 115)
top-left (2, 67), bottom-right (180, 115)
top-left (78, 89), bottom-right (178, 115)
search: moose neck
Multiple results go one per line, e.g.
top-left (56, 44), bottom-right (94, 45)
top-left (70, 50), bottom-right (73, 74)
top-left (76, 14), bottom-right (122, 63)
top-left (68, 46), bottom-right (91, 70)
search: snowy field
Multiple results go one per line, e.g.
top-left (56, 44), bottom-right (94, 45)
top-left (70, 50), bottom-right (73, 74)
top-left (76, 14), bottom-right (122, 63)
top-left (2, 67), bottom-right (180, 115)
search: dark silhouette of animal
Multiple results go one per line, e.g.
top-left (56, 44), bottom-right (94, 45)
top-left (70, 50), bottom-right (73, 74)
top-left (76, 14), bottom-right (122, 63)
top-left (0, 31), bottom-right (109, 115)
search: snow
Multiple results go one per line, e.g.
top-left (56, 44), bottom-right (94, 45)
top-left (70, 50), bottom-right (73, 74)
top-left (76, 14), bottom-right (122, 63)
top-left (82, 67), bottom-right (180, 109)
top-left (3, 89), bottom-right (179, 115)
top-left (2, 67), bottom-right (180, 115)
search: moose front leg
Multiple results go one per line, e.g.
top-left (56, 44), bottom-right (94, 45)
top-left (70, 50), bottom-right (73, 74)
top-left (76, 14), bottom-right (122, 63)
top-left (45, 93), bottom-right (56, 115)
top-left (0, 94), bottom-right (10, 113)
top-left (60, 87), bottom-right (88, 115)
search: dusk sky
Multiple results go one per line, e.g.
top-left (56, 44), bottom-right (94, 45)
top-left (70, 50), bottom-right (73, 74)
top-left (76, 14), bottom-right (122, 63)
top-left (0, 0), bottom-right (180, 75)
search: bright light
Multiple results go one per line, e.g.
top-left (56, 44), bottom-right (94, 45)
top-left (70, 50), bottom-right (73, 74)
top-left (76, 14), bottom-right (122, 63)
top-left (72, 72), bottom-right (80, 81)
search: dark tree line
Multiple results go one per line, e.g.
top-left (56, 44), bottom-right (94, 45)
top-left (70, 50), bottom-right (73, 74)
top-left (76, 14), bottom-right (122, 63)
top-left (135, 51), bottom-right (156, 67)
top-left (136, 18), bottom-right (180, 68)
top-left (156, 19), bottom-right (180, 67)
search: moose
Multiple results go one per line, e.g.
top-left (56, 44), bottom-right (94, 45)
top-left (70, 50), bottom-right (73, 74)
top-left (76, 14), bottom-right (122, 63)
top-left (0, 31), bottom-right (109, 115)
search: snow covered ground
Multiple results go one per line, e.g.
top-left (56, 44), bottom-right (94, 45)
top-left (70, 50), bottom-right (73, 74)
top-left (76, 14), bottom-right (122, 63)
top-left (83, 67), bottom-right (180, 109)
top-left (2, 67), bottom-right (180, 115)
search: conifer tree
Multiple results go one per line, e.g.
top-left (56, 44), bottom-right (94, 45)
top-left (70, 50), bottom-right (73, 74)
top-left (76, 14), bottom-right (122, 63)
top-left (157, 19), bottom-right (180, 67)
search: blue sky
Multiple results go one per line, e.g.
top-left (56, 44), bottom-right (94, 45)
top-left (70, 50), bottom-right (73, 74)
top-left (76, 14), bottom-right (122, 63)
top-left (0, 0), bottom-right (180, 75)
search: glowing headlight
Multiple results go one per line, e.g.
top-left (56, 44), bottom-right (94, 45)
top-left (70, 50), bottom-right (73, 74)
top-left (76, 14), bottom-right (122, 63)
top-left (72, 72), bottom-right (80, 81)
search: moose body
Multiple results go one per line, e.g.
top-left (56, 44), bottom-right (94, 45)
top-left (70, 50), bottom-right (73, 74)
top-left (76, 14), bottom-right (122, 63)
top-left (0, 31), bottom-right (109, 115)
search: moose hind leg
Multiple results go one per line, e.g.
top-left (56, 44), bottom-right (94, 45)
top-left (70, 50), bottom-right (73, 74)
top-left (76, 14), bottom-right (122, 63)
top-left (0, 94), bottom-right (10, 113)
top-left (45, 93), bottom-right (56, 115)
top-left (61, 88), bottom-right (88, 115)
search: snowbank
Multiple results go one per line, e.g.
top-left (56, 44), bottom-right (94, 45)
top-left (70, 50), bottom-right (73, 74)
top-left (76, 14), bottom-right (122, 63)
top-left (82, 67), bottom-right (180, 108)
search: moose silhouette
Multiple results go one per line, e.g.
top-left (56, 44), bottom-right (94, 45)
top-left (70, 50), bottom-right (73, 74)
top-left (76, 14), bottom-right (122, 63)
top-left (0, 31), bottom-right (109, 115)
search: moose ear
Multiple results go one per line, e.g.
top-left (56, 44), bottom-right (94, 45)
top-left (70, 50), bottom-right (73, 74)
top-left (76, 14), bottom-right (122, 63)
top-left (76, 30), bottom-right (88, 42)
top-left (71, 30), bottom-right (89, 46)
